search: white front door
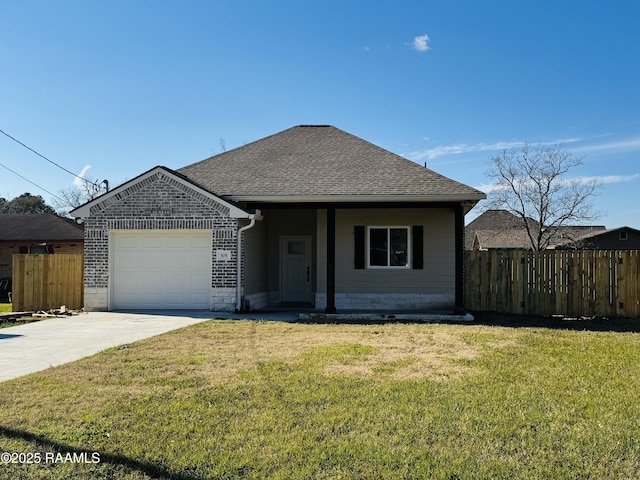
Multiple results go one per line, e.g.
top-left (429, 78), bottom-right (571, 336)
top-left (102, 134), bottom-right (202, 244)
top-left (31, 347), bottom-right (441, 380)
top-left (280, 236), bottom-right (312, 304)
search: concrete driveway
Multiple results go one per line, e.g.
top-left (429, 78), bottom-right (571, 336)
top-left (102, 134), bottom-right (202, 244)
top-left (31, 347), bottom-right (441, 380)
top-left (0, 311), bottom-right (215, 383)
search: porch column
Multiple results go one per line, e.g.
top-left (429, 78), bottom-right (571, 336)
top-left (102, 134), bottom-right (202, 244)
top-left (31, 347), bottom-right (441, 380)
top-left (325, 207), bottom-right (336, 313)
top-left (454, 203), bottom-right (465, 313)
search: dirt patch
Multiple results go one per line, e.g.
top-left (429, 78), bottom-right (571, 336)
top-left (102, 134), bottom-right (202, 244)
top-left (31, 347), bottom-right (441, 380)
top-left (50, 321), bottom-right (522, 391)
top-left (163, 321), bottom-right (497, 382)
top-left (319, 326), bottom-right (480, 381)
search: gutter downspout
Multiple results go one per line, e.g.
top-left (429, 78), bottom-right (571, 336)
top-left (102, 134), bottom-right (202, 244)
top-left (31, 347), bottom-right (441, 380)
top-left (235, 211), bottom-right (260, 312)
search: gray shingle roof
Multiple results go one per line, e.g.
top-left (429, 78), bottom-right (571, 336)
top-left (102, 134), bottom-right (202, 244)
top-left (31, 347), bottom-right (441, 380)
top-left (178, 125), bottom-right (485, 201)
top-left (466, 210), bottom-right (607, 250)
top-left (0, 214), bottom-right (84, 242)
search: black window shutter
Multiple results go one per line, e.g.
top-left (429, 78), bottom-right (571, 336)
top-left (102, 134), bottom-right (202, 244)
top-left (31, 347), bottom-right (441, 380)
top-left (354, 226), bottom-right (365, 269)
top-left (412, 225), bottom-right (424, 269)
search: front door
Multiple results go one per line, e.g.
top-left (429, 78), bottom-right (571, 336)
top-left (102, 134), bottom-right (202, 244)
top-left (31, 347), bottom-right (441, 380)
top-left (280, 236), bottom-right (313, 305)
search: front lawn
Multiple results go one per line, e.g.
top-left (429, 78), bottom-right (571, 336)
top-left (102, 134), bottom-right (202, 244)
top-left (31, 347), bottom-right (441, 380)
top-left (1, 320), bottom-right (639, 479)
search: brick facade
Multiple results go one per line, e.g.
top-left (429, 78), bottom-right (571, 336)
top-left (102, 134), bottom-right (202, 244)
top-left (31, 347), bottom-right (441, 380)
top-left (83, 170), bottom-right (239, 311)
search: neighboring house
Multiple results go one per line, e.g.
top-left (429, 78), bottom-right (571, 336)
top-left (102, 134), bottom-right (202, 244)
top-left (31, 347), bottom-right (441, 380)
top-left (555, 226), bottom-right (640, 250)
top-left (466, 210), bottom-right (541, 250)
top-left (71, 125), bottom-right (485, 313)
top-left (466, 210), bottom-right (606, 250)
top-left (0, 214), bottom-right (85, 280)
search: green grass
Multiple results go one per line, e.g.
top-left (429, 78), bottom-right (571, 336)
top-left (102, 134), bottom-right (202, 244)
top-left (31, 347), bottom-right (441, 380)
top-left (1, 320), bottom-right (640, 479)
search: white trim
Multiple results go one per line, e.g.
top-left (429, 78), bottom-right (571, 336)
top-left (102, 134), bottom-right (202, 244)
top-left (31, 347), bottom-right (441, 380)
top-left (71, 166), bottom-right (253, 219)
top-left (236, 217), bottom-right (256, 312)
top-left (366, 226), bottom-right (411, 269)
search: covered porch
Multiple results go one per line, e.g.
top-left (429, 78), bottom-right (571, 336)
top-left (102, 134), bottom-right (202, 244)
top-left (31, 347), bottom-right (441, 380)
top-left (240, 202), bottom-right (468, 314)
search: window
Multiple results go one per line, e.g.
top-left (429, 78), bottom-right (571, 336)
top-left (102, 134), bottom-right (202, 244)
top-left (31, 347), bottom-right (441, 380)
top-left (18, 245), bottom-right (53, 254)
top-left (368, 227), bottom-right (409, 268)
top-left (620, 230), bottom-right (628, 241)
top-left (354, 225), bottom-right (423, 270)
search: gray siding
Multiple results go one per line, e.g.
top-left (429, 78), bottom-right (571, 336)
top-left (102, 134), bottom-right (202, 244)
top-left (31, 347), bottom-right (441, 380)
top-left (243, 217), bottom-right (268, 295)
top-left (317, 208), bottom-right (455, 295)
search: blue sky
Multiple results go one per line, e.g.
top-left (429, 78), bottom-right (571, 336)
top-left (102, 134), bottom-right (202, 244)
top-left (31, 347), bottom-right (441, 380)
top-left (1, 1), bottom-right (639, 228)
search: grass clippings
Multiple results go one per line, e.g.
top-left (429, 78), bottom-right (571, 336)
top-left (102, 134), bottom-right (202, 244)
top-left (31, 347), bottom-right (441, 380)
top-left (1, 319), bottom-right (640, 479)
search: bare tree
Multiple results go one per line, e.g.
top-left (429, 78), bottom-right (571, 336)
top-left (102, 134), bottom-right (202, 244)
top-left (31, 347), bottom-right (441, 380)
top-left (54, 177), bottom-right (107, 216)
top-left (486, 143), bottom-right (601, 250)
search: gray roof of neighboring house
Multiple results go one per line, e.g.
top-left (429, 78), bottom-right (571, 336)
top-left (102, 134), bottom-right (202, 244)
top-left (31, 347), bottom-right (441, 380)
top-left (553, 226), bottom-right (638, 248)
top-left (466, 210), bottom-right (607, 250)
top-left (465, 210), bottom-right (537, 249)
top-left (0, 214), bottom-right (84, 242)
top-left (472, 229), bottom-right (534, 250)
top-left (178, 125), bottom-right (485, 202)
top-left (551, 225), bottom-right (608, 245)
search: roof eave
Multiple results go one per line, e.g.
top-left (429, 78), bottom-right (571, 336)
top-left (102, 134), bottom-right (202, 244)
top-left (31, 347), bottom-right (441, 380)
top-left (227, 193), bottom-right (487, 204)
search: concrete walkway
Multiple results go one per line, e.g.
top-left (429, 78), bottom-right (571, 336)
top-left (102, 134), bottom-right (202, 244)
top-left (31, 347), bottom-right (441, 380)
top-left (0, 311), bottom-right (216, 383)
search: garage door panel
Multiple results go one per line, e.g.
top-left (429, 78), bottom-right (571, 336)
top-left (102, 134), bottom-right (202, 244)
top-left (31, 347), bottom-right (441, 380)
top-left (112, 231), bottom-right (212, 310)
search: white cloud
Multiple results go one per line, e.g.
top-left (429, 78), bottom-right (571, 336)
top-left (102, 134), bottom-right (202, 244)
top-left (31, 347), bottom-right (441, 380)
top-left (409, 134), bottom-right (640, 163)
top-left (412, 34), bottom-right (430, 52)
top-left (475, 173), bottom-right (640, 193)
top-left (407, 137), bottom-right (582, 162)
top-left (473, 182), bottom-right (506, 193)
top-left (411, 141), bottom-right (525, 161)
top-left (572, 173), bottom-right (640, 185)
top-left (570, 137), bottom-right (640, 154)
top-left (73, 165), bottom-right (92, 188)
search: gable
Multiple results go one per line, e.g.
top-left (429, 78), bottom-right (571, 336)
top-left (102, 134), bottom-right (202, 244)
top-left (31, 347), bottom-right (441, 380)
top-left (71, 166), bottom-right (252, 219)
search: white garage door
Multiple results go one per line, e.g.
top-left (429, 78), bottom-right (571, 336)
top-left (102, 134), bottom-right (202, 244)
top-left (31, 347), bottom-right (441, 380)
top-left (111, 230), bottom-right (211, 309)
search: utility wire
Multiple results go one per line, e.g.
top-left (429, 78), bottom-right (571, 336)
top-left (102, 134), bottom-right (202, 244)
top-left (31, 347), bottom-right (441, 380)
top-left (0, 161), bottom-right (66, 203)
top-left (0, 128), bottom-right (100, 187)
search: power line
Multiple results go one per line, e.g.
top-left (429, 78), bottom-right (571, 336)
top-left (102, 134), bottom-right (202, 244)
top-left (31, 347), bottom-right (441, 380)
top-left (0, 128), bottom-right (100, 187)
top-left (0, 161), bottom-right (67, 204)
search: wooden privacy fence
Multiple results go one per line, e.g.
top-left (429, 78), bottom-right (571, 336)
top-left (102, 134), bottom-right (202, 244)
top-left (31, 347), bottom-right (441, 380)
top-left (11, 254), bottom-right (84, 311)
top-left (466, 249), bottom-right (640, 317)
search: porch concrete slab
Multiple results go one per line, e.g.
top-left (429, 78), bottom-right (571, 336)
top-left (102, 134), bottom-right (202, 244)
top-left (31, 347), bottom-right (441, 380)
top-left (0, 311), bottom-right (213, 383)
top-left (210, 309), bottom-right (474, 323)
top-left (297, 311), bottom-right (474, 323)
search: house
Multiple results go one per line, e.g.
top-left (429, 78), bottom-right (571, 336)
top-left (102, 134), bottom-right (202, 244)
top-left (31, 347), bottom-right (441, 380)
top-left (0, 214), bottom-right (84, 280)
top-left (555, 226), bottom-right (640, 250)
top-left (465, 210), bottom-right (534, 250)
top-left (466, 210), bottom-right (606, 250)
top-left (71, 125), bottom-right (486, 313)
